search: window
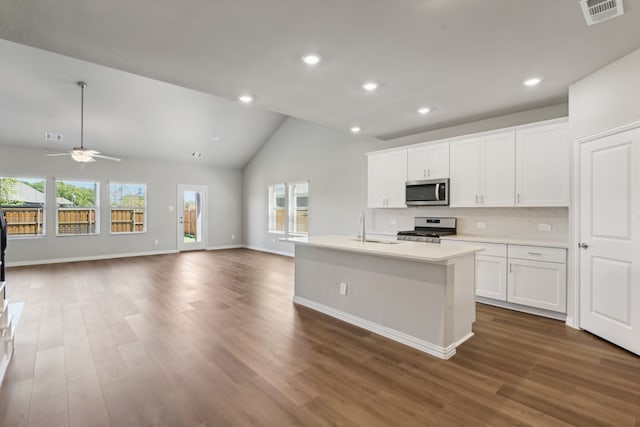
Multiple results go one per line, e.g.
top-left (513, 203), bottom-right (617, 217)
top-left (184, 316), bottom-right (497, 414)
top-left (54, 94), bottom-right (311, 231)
top-left (268, 181), bottom-right (309, 236)
top-left (110, 183), bottom-right (147, 233)
top-left (288, 181), bottom-right (309, 236)
top-left (56, 179), bottom-right (99, 235)
top-left (268, 184), bottom-right (286, 234)
top-left (0, 177), bottom-right (46, 237)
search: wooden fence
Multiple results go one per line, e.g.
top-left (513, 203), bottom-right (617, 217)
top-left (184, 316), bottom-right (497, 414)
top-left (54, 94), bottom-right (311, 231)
top-left (184, 209), bottom-right (197, 236)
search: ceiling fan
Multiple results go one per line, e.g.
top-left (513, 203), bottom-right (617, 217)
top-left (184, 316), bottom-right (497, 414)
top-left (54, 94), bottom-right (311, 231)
top-left (47, 81), bottom-right (121, 163)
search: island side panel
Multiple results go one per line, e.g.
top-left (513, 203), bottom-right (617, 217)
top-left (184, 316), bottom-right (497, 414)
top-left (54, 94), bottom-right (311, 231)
top-left (444, 254), bottom-right (476, 348)
top-left (294, 245), bottom-right (448, 347)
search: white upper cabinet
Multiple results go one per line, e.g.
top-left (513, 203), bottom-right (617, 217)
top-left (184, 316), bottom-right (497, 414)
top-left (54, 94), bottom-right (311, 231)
top-left (367, 150), bottom-right (408, 208)
top-left (450, 132), bottom-right (515, 207)
top-left (407, 141), bottom-right (450, 181)
top-left (515, 122), bottom-right (570, 207)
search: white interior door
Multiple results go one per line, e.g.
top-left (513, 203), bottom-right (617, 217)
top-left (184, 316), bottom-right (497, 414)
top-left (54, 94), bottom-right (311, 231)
top-left (579, 127), bottom-right (640, 355)
top-left (177, 184), bottom-right (207, 251)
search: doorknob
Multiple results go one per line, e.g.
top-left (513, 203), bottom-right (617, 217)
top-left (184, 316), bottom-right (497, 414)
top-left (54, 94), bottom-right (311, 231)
top-left (578, 242), bottom-right (589, 249)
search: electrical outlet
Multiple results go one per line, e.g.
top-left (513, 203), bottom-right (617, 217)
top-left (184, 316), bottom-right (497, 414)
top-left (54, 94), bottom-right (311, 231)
top-left (339, 282), bottom-right (347, 295)
top-left (538, 223), bottom-right (552, 231)
top-left (476, 222), bottom-right (487, 229)
top-left (168, 205), bottom-right (174, 212)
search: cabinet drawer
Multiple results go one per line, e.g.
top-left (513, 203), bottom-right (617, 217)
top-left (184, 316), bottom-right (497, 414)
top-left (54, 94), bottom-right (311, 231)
top-left (442, 240), bottom-right (506, 257)
top-left (508, 245), bottom-right (566, 263)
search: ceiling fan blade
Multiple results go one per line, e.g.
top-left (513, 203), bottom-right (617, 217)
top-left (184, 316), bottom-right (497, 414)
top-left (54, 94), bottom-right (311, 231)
top-left (86, 150), bottom-right (100, 155)
top-left (46, 153), bottom-right (72, 157)
top-left (92, 153), bottom-right (122, 161)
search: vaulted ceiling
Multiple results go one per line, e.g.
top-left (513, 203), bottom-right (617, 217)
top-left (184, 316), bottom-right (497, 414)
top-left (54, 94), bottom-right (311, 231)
top-left (1, 0), bottom-right (640, 166)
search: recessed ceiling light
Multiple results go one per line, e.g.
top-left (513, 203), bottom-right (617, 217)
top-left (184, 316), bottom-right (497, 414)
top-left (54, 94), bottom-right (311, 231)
top-left (302, 54), bottom-right (321, 65)
top-left (523, 77), bottom-right (542, 87)
top-left (350, 126), bottom-right (362, 134)
top-left (417, 107), bottom-right (431, 115)
top-left (238, 94), bottom-right (253, 103)
top-left (192, 152), bottom-right (203, 159)
top-left (362, 82), bottom-right (378, 92)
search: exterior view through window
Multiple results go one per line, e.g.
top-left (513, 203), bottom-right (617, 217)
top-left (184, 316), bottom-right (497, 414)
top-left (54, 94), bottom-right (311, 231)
top-left (268, 181), bottom-right (309, 236)
top-left (110, 183), bottom-right (147, 233)
top-left (56, 180), bottom-right (99, 235)
top-left (289, 181), bottom-right (309, 236)
top-left (0, 177), bottom-right (46, 237)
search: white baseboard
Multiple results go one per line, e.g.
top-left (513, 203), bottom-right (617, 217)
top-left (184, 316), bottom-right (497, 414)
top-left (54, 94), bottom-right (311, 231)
top-left (244, 245), bottom-right (294, 258)
top-left (293, 296), bottom-right (468, 360)
top-left (206, 245), bottom-right (244, 251)
top-left (476, 296), bottom-right (567, 321)
top-left (6, 249), bottom-right (179, 267)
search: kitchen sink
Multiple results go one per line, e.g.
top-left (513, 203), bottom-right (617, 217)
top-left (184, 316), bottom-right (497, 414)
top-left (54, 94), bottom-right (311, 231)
top-left (351, 238), bottom-right (400, 244)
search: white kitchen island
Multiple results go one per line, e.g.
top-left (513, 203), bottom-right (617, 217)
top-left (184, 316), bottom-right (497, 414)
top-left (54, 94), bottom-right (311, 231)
top-left (286, 235), bottom-right (482, 359)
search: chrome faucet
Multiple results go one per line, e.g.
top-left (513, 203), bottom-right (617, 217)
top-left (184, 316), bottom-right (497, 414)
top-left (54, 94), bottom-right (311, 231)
top-left (358, 210), bottom-right (366, 242)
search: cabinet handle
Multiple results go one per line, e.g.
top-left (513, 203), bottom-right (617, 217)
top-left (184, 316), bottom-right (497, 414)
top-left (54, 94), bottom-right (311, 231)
top-left (423, 170), bottom-right (426, 178)
top-left (427, 168), bottom-right (431, 177)
top-left (527, 252), bottom-right (542, 256)
top-left (475, 194), bottom-right (479, 204)
top-left (509, 263), bottom-right (512, 273)
top-left (517, 193), bottom-right (520, 204)
top-left (481, 195), bottom-right (484, 204)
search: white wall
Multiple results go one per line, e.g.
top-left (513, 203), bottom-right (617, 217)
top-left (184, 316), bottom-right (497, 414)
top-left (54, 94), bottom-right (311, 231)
top-left (569, 48), bottom-right (640, 139)
top-left (243, 118), bottom-right (384, 255)
top-left (0, 144), bottom-right (243, 264)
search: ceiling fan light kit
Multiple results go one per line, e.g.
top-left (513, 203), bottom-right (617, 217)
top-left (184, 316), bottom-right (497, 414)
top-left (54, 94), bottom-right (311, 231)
top-left (47, 81), bottom-right (121, 163)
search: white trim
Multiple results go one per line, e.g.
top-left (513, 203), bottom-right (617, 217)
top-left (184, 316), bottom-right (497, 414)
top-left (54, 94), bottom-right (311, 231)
top-left (293, 296), bottom-right (471, 359)
top-left (244, 245), bottom-right (294, 257)
top-left (367, 117), bottom-right (568, 155)
top-left (5, 249), bottom-right (178, 267)
top-left (575, 119), bottom-right (640, 144)
top-left (476, 296), bottom-right (567, 321)
top-left (206, 245), bottom-right (244, 251)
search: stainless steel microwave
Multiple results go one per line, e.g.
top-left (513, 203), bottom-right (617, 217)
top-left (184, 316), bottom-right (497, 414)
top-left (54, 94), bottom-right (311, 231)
top-left (405, 178), bottom-right (449, 206)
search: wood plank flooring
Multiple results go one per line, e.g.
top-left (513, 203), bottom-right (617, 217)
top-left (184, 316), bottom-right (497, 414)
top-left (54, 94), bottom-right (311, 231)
top-left (0, 248), bottom-right (638, 426)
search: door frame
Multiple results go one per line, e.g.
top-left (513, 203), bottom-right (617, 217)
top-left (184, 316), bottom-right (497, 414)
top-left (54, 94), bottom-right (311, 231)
top-left (572, 119), bottom-right (640, 330)
top-left (177, 184), bottom-right (208, 251)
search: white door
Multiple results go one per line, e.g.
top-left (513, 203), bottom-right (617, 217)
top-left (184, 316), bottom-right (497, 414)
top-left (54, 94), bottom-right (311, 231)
top-left (425, 142), bottom-right (450, 179)
top-left (385, 149), bottom-right (408, 208)
top-left (407, 146), bottom-right (428, 181)
top-left (580, 127), bottom-right (640, 355)
top-left (476, 255), bottom-right (507, 300)
top-left (367, 153), bottom-right (387, 208)
top-left (516, 122), bottom-right (570, 207)
top-left (177, 184), bottom-right (207, 251)
top-left (508, 259), bottom-right (567, 312)
top-left (450, 138), bottom-right (480, 207)
top-left (481, 132), bottom-right (515, 207)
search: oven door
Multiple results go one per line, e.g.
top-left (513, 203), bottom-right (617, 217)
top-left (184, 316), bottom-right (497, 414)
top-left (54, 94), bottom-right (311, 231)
top-left (405, 179), bottom-right (449, 206)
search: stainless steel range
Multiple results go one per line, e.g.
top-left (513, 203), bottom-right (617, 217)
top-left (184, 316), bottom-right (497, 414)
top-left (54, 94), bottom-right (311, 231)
top-left (397, 217), bottom-right (456, 243)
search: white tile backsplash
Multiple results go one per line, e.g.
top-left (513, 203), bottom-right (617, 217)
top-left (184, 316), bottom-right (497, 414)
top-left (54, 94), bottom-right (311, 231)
top-left (369, 206), bottom-right (568, 243)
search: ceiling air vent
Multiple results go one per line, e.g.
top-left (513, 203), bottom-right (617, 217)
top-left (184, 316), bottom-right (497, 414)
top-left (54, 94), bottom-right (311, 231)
top-left (580, 0), bottom-right (624, 26)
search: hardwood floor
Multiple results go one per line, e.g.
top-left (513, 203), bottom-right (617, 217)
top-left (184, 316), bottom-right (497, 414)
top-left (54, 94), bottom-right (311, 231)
top-left (0, 249), bottom-right (638, 426)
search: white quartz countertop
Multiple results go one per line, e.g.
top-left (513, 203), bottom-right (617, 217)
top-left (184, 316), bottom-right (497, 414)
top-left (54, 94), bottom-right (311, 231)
top-left (440, 235), bottom-right (569, 249)
top-left (282, 235), bottom-right (483, 263)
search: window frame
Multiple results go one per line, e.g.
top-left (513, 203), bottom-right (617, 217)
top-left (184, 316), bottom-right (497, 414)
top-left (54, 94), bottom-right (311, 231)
top-left (288, 181), bottom-right (309, 237)
top-left (55, 178), bottom-right (100, 237)
top-left (0, 176), bottom-right (47, 239)
top-left (109, 182), bottom-right (148, 235)
top-left (268, 181), bottom-right (309, 237)
top-left (268, 183), bottom-right (286, 235)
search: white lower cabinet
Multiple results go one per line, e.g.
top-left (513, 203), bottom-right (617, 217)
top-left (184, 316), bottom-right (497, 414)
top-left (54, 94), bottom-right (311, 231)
top-left (441, 239), bottom-right (567, 316)
top-left (507, 258), bottom-right (567, 312)
top-left (476, 255), bottom-right (507, 300)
